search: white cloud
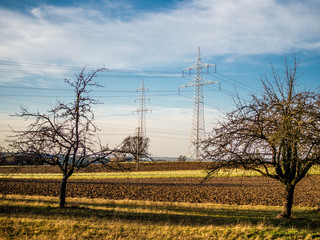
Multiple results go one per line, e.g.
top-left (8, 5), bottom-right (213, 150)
top-left (0, 0), bottom-right (319, 69)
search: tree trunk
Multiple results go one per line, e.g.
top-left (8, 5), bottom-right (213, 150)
top-left (136, 157), bottom-right (140, 170)
top-left (278, 184), bottom-right (295, 218)
top-left (135, 152), bottom-right (140, 170)
top-left (59, 175), bottom-right (68, 208)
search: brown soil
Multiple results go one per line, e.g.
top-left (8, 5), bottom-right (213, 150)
top-left (1, 162), bottom-right (319, 207)
top-left (1, 175), bottom-right (319, 207)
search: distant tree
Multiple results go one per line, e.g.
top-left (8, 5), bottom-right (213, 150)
top-left (9, 66), bottom-right (114, 208)
top-left (0, 149), bottom-right (5, 164)
top-left (120, 135), bottom-right (150, 170)
top-left (202, 55), bottom-right (320, 218)
top-left (178, 155), bottom-right (187, 162)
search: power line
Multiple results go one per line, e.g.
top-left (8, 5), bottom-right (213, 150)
top-left (179, 93), bottom-right (227, 115)
top-left (0, 93), bottom-right (180, 98)
top-left (0, 59), bottom-right (182, 77)
top-left (147, 135), bottom-right (189, 140)
top-left (0, 85), bottom-right (184, 95)
top-left (214, 72), bottom-right (258, 93)
top-left (205, 85), bottom-right (251, 102)
top-left (0, 59), bottom-right (261, 94)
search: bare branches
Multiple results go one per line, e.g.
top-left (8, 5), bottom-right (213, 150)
top-left (203, 55), bottom-right (320, 217)
top-left (8, 66), bottom-right (110, 208)
top-left (120, 136), bottom-right (151, 160)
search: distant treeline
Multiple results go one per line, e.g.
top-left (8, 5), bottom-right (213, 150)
top-left (0, 153), bottom-right (44, 165)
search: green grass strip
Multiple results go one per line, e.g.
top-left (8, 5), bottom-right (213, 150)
top-left (0, 169), bottom-right (263, 179)
top-left (1, 165), bottom-right (319, 179)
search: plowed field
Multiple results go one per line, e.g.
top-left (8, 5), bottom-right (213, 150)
top-left (0, 162), bottom-right (319, 207)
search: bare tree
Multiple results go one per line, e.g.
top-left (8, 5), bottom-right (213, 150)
top-left (9, 66), bottom-right (114, 208)
top-left (178, 155), bottom-right (187, 162)
top-left (202, 55), bottom-right (320, 218)
top-left (120, 135), bottom-right (150, 170)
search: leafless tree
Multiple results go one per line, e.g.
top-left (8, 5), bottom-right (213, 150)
top-left (202, 55), bottom-right (320, 218)
top-left (120, 135), bottom-right (150, 170)
top-left (9, 66), bottom-right (115, 208)
top-left (178, 155), bottom-right (187, 161)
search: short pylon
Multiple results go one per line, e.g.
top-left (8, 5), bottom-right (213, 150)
top-left (133, 79), bottom-right (151, 137)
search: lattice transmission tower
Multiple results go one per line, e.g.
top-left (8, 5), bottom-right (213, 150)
top-left (133, 79), bottom-right (151, 138)
top-left (132, 79), bottom-right (151, 170)
top-left (179, 47), bottom-right (219, 161)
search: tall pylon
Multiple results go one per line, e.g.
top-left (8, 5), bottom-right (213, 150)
top-left (179, 47), bottom-right (219, 161)
top-left (133, 79), bottom-right (151, 138)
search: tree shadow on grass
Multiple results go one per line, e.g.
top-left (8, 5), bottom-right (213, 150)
top-left (1, 200), bottom-right (319, 230)
top-left (0, 195), bottom-right (58, 205)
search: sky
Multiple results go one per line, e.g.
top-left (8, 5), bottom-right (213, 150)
top-left (0, 0), bottom-right (319, 158)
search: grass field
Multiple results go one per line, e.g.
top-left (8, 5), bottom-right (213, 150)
top-left (1, 194), bottom-right (320, 240)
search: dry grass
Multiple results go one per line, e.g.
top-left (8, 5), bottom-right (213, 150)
top-left (1, 194), bottom-right (320, 239)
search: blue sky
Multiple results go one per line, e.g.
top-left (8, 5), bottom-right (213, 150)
top-left (0, 0), bottom-right (319, 157)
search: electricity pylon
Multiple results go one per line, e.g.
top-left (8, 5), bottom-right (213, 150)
top-left (133, 79), bottom-right (151, 170)
top-left (179, 47), bottom-right (219, 161)
top-left (133, 79), bottom-right (151, 138)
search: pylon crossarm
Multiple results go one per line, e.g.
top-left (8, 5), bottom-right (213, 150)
top-left (202, 81), bottom-right (219, 86)
top-left (179, 81), bottom-right (197, 89)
